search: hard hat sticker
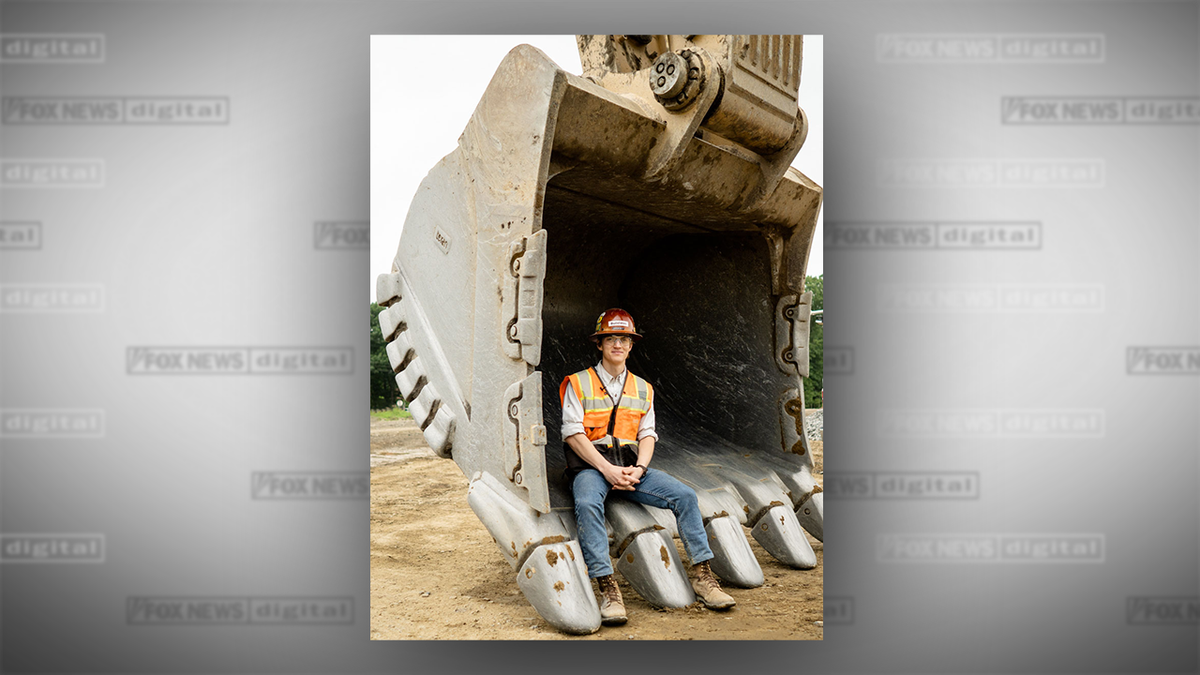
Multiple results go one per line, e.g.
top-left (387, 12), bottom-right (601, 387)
top-left (608, 320), bottom-right (630, 329)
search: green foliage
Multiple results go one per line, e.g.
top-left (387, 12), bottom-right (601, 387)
top-left (370, 406), bottom-right (412, 421)
top-left (370, 303), bottom-right (401, 410)
top-left (804, 274), bottom-right (824, 409)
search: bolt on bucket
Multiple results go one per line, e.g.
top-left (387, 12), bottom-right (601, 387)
top-left (376, 35), bottom-right (822, 634)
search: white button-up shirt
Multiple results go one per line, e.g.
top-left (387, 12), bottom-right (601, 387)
top-left (560, 362), bottom-right (658, 442)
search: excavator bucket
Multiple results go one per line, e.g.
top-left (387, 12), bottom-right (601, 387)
top-left (376, 35), bottom-right (822, 634)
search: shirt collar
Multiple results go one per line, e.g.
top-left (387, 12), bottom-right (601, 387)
top-left (594, 362), bottom-right (627, 385)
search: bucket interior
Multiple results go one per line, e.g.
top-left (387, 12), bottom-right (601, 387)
top-left (538, 170), bottom-right (800, 504)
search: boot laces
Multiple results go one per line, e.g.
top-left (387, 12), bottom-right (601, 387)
top-left (600, 576), bottom-right (621, 603)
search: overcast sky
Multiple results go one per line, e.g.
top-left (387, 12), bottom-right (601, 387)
top-left (370, 35), bottom-right (824, 298)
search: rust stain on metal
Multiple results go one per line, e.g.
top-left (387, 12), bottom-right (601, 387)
top-left (626, 553), bottom-right (634, 563)
top-left (743, 505), bottom-right (750, 515)
top-left (525, 568), bottom-right (533, 578)
top-left (539, 535), bottom-right (566, 545)
top-left (553, 581), bottom-right (565, 592)
top-left (546, 549), bottom-right (559, 566)
top-left (566, 545), bottom-right (575, 561)
top-left (660, 545), bottom-right (670, 569)
top-left (768, 500), bottom-right (785, 508)
top-left (780, 515), bottom-right (786, 525)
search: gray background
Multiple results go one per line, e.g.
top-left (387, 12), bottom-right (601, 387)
top-left (1, 1), bottom-right (1197, 673)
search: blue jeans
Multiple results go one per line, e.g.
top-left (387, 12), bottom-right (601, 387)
top-left (572, 467), bottom-right (714, 578)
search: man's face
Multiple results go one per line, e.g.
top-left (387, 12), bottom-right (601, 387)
top-left (598, 335), bottom-right (633, 365)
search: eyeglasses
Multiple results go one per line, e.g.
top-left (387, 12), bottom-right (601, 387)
top-left (602, 336), bottom-right (633, 346)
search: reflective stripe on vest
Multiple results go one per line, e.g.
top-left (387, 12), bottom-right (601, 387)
top-left (559, 368), bottom-right (653, 446)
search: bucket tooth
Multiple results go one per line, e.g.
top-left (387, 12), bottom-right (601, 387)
top-left (704, 515), bottom-right (764, 588)
top-left (702, 486), bottom-right (751, 525)
top-left (615, 531), bottom-right (695, 608)
top-left (467, 478), bottom-right (588, 634)
top-left (643, 503), bottom-right (681, 538)
top-left (407, 384), bottom-right (440, 429)
top-left (683, 481), bottom-right (763, 586)
top-left (605, 500), bottom-right (694, 608)
top-left (466, 471), bottom-right (573, 571)
top-left (394, 357), bottom-right (426, 403)
top-left (423, 406), bottom-right (455, 458)
top-left (518, 541), bottom-right (600, 635)
top-left (704, 465), bottom-right (816, 569)
top-left (756, 452), bottom-right (823, 542)
top-left (384, 328), bottom-right (414, 372)
top-left (604, 499), bottom-right (659, 554)
top-left (378, 303), bottom-right (406, 342)
top-left (375, 272), bottom-right (403, 307)
top-left (796, 490), bottom-right (823, 542)
top-left (751, 504), bottom-right (816, 569)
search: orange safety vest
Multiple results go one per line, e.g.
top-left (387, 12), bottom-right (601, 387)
top-left (559, 367), bottom-right (653, 447)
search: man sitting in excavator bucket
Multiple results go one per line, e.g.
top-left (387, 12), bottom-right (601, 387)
top-left (560, 308), bottom-right (736, 625)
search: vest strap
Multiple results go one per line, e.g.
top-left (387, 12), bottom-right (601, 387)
top-left (591, 367), bottom-right (624, 455)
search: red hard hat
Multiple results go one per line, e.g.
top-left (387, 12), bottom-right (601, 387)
top-left (590, 308), bottom-right (642, 342)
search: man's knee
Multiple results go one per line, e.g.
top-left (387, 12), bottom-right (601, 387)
top-left (659, 476), bottom-right (697, 505)
top-left (573, 472), bottom-right (608, 509)
top-left (677, 483), bottom-right (698, 503)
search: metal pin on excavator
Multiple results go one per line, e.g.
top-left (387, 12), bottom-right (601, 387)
top-left (376, 35), bottom-right (823, 634)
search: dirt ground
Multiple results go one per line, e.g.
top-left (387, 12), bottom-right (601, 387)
top-left (370, 416), bottom-right (823, 640)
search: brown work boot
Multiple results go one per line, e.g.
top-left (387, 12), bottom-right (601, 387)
top-left (595, 574), bottom-right (627, 625)
top-left (691, 561), bottom-right (736, 610)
